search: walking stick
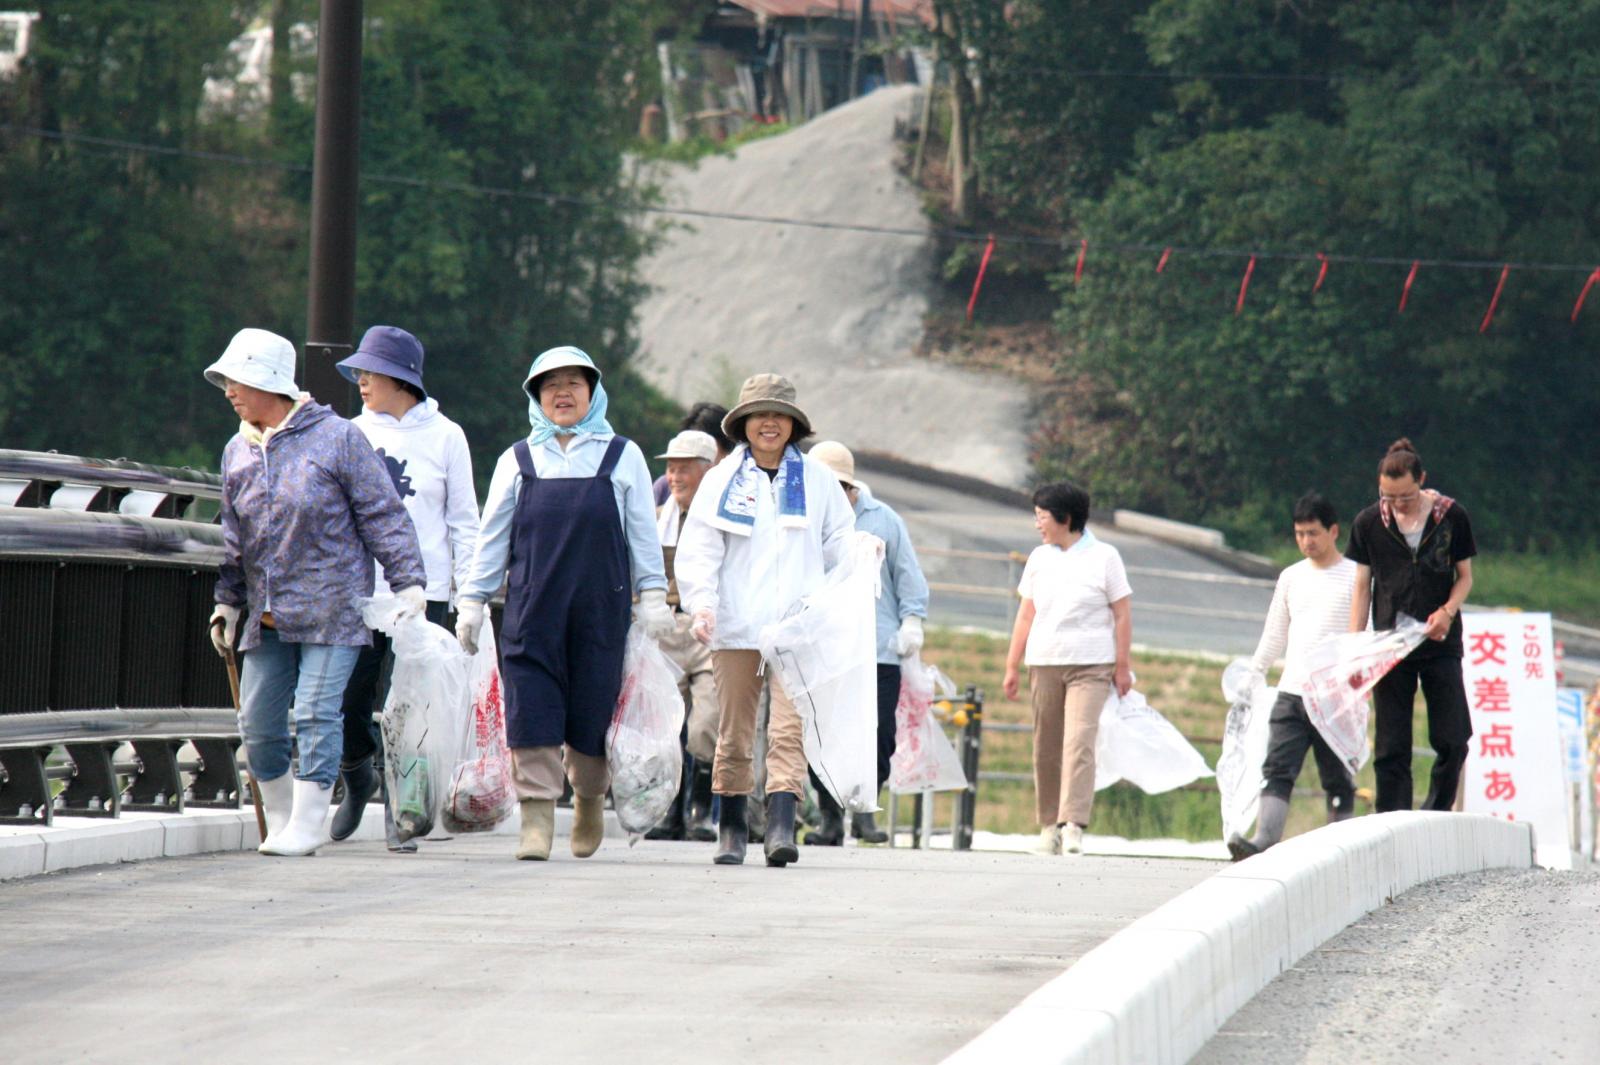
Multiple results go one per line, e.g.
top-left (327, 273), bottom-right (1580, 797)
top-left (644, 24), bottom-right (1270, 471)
top-left (216, 628), bottom-right (267, 841)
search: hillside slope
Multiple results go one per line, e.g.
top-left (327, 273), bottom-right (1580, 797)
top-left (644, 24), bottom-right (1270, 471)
top-left (633, 85), bottom-right (1029, 486)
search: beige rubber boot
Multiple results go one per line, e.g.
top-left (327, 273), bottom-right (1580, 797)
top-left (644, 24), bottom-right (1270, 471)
top-left (516, 799), bottom-right (555, 861)
top-left (570, 795), bottom-right (605, 858)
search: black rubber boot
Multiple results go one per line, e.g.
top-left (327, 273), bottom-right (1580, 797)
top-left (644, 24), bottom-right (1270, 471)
top-left (851, 810), bottom-right (888, 845)
top-left (1226, 834), bottom-right (1261, 862)
top-left (713, 795), bottom-right (748, 866)
top-left (685, 762), bottom-right (716, 842)
top-left (645, 762), bottom-right (689, 841)
top-left (764, 792), bottom-right (800, 867)
top-left (330, 757), bottom-right (379, 842)
top-left (805, 792), bottom-right (845, 846)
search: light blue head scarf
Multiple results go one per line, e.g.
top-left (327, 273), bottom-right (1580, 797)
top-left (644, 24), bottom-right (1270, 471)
top-left (522, 346), bottom-right (614, 445)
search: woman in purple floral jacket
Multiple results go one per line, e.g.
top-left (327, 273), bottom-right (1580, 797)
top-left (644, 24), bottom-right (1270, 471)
top-left (205, 328), bottom-right (427, 857)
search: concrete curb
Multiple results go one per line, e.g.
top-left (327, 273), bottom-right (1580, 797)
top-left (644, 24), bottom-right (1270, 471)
top-left (941, 812), bottom-right (1535, 1065)
top-left (0, 803), bottom-right (629, 881)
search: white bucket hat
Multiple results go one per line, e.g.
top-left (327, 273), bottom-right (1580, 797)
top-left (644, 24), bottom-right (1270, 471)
top-left (656, 430), bottom-right (719, 464)
top-left (203, 328), bottom-right (299, 399)
top-left (809, 440), bottom-right (862, 489)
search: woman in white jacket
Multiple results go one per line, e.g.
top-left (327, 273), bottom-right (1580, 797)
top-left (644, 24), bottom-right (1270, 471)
top-left (331, 325), bottom-right (479, 846)
top-left (674, 373), bottom-right (855, 867)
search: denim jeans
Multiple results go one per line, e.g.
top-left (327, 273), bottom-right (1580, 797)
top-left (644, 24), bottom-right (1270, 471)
top-left (238, 628), bottom-right (362, 788)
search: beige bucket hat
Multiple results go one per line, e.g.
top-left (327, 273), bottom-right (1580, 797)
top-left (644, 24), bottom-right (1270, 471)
top-left (808, 440), bottom-right (861, 488)
top-left (656, 430), bottom-right (719, 463)
top-left (722, 373), bottom-right (812, 441)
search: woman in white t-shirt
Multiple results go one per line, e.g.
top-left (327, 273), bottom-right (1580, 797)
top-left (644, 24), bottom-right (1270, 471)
top-left (1002, 482), bottom-right (1133, 856)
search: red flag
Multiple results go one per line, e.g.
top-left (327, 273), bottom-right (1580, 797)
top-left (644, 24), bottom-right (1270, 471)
top-left (1156, 247), bottom-right (1172, 273)
top-left (1235, 255), bottom-right (1257, 315)
top-left (1399, 260), bottom-right (1420, 312)
top-left (965, 234), bottom-right (997, 323)
top-left (1571, 267), bottom-right (1600, 323)
top-left (1074, 239), bottom-right (1088, 283)
top-left (1479, 264), bottom-right (1510, 334)
top-left (1313, 252), bottom-right (1329, 293)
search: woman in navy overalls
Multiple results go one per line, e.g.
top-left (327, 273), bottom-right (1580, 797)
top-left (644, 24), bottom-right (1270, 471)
top-left (455, 347), bottom-right (674, 860)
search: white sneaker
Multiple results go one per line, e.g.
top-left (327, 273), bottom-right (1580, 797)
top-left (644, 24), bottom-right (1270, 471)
top-left (1062, 823), bottom-right (1084, 854)
top-left (1038, 825), bottom-right (1062, 855)
top-left (260, 779), bottom-right (333, 856)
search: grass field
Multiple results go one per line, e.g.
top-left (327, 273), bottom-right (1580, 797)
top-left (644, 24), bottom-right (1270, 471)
top-left (896, 628), bottom-right (1440, 845)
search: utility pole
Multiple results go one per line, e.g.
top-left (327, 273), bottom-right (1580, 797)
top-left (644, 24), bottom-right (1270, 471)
top-left (303, 0), bottom-right (362, 411)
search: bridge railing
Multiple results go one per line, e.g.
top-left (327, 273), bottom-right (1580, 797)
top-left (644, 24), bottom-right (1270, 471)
top-left (0, 450), bottom-right (235, 825)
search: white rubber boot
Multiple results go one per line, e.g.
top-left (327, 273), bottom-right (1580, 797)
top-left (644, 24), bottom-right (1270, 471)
top-left (254, 773), bottom-right (295, 849)
top-left (259, 779), bottom-right (334, 856)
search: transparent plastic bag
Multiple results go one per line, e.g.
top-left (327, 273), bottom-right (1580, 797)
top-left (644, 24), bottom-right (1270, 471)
top-left (362, 594), bottom-right (472, 843)
top-left (1216, 660), bottom-right (1277, 841)
top-left (889, 652), bottom-right (968, 794)
top-left (442, 615), bottom-right (515, 834)
top-left (1300, 614), bottom-right (1427, 776)
top-left (607, 623), bottom-right (686, 842)
top-left (1094, 688), bottom-right (1215, 794)
top-left (759, 531), bottom-right (884, 813)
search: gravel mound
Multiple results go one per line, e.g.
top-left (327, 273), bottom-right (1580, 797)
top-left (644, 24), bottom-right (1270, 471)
top-left (634, 85), bottom-right (1029, 486)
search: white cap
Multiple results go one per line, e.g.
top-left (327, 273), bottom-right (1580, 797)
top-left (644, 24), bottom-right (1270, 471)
top-left (203, 328), bottom-right (299, 399)
top-left (809, 440), bottom-right (861, 488)
top-left (656, 430), bottom-right (718, 463)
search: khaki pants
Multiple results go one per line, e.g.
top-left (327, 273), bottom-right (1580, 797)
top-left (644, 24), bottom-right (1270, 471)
top-left (511, 745), bottom-right (609, 801)
top-left (712, 649), bottom-right (805, 797)
top-left (658, 613), bottom-right (721, 764)
top-left (1030, 664), bottom-right (1114, 827)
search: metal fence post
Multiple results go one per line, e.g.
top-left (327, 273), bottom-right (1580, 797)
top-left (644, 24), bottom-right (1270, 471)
top-left (955, 684), bottom-right (983, 851)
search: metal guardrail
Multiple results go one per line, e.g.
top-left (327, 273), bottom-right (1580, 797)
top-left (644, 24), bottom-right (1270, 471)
top-left (0, 710), bottom-right (244, 826)
top-left (0, 449), bottom-right (220, 519)
top-left (1, 450), bottom-right (236, 824)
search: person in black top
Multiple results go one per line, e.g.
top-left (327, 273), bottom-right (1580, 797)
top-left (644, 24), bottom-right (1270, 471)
top-left (1346, 438), bottom-right (1477, 812)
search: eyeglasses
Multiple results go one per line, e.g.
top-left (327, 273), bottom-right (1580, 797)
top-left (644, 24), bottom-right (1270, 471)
top-left (1380, 491), bottom-right (1420, 504)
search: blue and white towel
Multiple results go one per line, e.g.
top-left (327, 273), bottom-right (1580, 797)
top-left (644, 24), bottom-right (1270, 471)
top-left (710, 445), bottom-right (808, 536)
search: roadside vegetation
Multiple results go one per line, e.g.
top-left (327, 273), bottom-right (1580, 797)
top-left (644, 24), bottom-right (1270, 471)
top-left (910, 2), bottom-right (1600, 582)
top-left (913, 627), bottom-right (1437, 845)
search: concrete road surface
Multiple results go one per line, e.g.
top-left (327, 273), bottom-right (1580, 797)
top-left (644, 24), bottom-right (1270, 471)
top-left (1192, 867), bottom-right (1600, 1065)
top-left (0, 837), bottom-right (1216, 1064)
top-left (862, 465), bottom-right (1275, 656)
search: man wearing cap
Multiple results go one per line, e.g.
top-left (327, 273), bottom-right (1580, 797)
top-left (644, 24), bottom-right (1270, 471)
top-left (674, 373), bottom-right (856, 867)
top-left (330, 325), bottom-right (479, 848)
top-left (204, 328), bottom-right (428, 858)
top-left (644, 429), bottom-right (723, 841)
top-left (455, 346), bottom-right (674, 862)
top-left (805, 441), bottom-right (930, 846)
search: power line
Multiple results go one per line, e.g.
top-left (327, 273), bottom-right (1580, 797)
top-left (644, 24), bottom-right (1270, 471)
top-left (4, 122), bottom-right (1599, 278)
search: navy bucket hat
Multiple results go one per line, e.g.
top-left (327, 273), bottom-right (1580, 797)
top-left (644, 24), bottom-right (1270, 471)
top-left (337, 325), bottom-right (427, 397)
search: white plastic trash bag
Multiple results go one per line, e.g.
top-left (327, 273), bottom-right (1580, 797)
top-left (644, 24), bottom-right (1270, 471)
top-left (606, 623), bottom-right (686, 842)
top-left (442, 615), bottom-right (515, 834)
top-left (1300, 615), bottom-right (1428, 776)
top-left (889, 653), bottom-right (968, 794)
top-left (759, 531), bottom-right (884, 813)
top-left (1093, 688), bottom-right (1214, 794)
top-left (1216, 660), bottom-right (1277, 841)
top-left (362, 594), bottom-right (472, 843)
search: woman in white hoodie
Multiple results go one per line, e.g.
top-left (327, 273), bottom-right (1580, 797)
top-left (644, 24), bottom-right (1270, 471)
top-left (674, 373), bottom-right (855, 867)
top-left (331, 325), bottom-right (479, 846)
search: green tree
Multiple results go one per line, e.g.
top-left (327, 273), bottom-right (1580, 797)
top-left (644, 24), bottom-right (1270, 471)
top-left (277, 0), bottom-right (680, 482)
top-left (1052, 0), bottom-right (1600, 549)
top-left (0, 1), bottom-right (279, 466)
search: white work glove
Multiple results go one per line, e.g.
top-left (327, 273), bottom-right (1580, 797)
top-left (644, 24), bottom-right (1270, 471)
top-left (455, 599), bottom-right (486, 656)
top-left (893, 616), bottom-right (925, 658)
top-left (635, 589), bottom-right (675, 640)
top-left (394, 584), bottom-right (427, 622)
top-left (209, 603), bottom-right (241, 658)
top-left (690, 608), bottom-right (716, 645)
